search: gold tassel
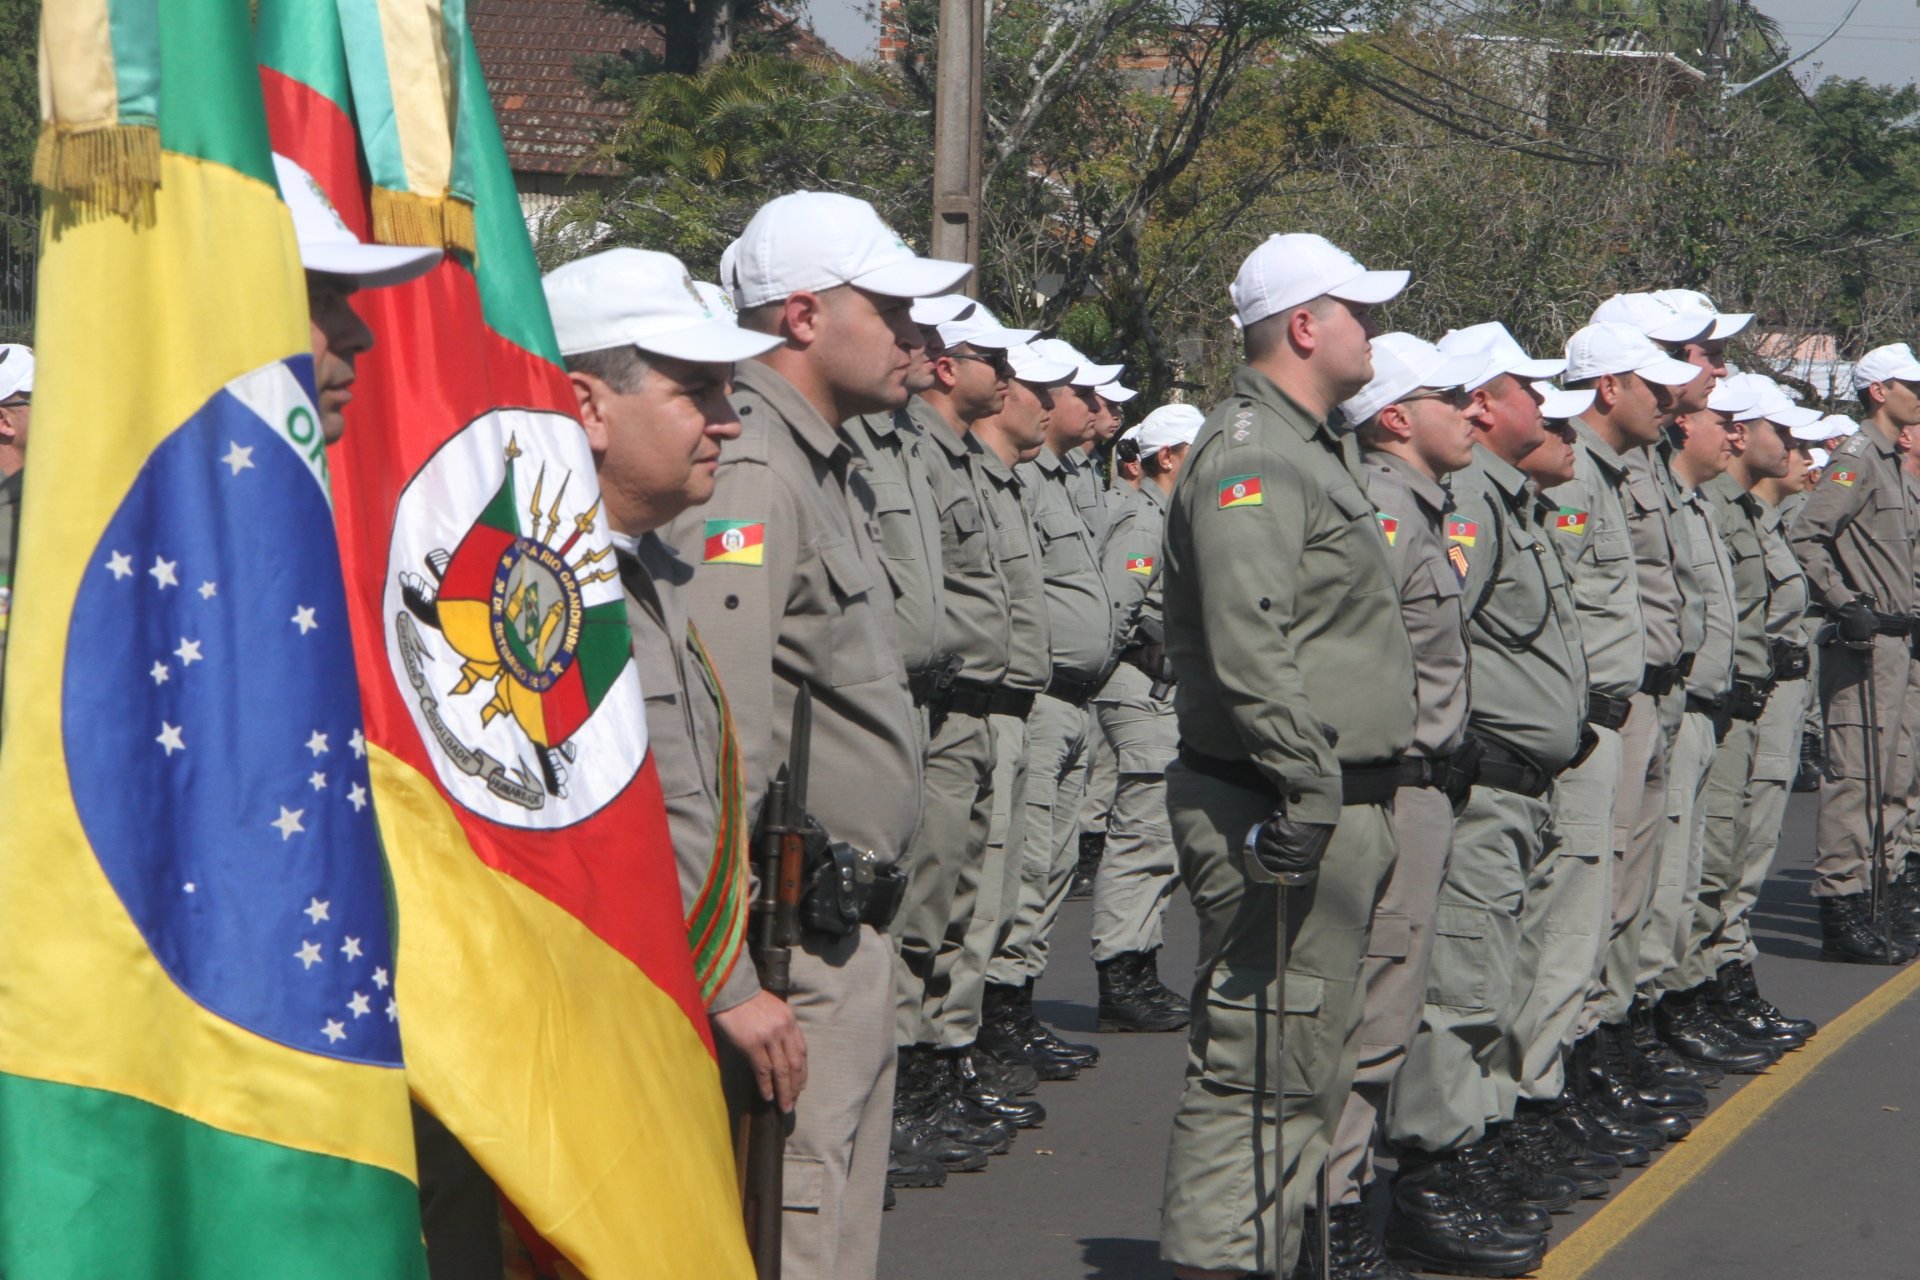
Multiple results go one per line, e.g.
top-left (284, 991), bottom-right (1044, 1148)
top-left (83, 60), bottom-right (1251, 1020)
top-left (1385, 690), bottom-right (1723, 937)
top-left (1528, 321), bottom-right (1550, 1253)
top-left (371, 186), bottom-right (478, 256)
top-left (33, 122), bottom-right (160, 225)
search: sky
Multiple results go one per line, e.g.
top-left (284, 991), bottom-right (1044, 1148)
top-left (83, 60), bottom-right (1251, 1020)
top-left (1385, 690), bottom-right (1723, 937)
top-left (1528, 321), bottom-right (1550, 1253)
top-left (1762, 0), bottom-right (1920, 89)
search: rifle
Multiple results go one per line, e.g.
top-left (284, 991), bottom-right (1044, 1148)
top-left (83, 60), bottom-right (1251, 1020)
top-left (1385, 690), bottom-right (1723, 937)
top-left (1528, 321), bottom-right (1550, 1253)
top-left (738, 687), bottom-right (812, 1279)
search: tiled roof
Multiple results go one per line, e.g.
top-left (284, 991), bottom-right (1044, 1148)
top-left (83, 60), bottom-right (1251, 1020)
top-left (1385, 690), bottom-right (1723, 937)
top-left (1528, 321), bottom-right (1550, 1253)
top-left (471, 0), bottom-right (658, 178)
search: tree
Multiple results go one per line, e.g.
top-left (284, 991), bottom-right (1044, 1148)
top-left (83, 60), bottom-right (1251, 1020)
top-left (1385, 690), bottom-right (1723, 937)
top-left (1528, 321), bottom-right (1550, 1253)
top-left (594, 0), bottom-right (806, 75)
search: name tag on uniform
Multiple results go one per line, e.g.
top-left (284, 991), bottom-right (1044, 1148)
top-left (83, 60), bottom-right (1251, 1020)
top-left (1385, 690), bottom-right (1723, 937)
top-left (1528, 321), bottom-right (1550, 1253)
top-left (1125, 556), bottom-right (1155, 575)
top-left (703, 518), bottom-right (766, 565)
top-left (1218, 474), bottom-right (1263, 508)
top-left (1375, 512), bottom-right (1399, 546)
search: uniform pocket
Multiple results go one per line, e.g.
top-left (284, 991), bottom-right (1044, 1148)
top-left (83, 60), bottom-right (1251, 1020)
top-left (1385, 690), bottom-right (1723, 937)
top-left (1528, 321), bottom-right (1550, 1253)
top-left (868, 478), bottom-right (921, 566)
top-left (644, 692), bottom-right (705, 800)
top-left (1366, 911), bottom-right (1412, 960)
top-left (941, 491), bottom-right (992, 573)
top-left (1425, 905), bottom-right (1490, 1010)
top-left (818, 537), bottom-right (886, 688)
top-left (782, 1153), bottom-right (825, 1213)
top-left (1035, 507), bottom-right (1087, 577)
top-left (1198, 966), bottom-right (1326, 1097)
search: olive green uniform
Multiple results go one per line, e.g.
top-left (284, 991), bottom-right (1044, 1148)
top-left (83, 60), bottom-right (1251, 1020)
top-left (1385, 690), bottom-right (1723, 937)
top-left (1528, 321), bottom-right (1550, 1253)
top-left (1789, 422), bottom-right (1917, 898)
top-left (1158, 369), bottom-right (1415, 1276)
top-left (1778, 489), bottom-right (1821, 750)
top-left (1090, 480), bottom-right (1180, 963)
top-left (1328, 451), bottom-right (1469, 1202)
top-left (1642, 457), bottom-right (1734, 995)
top-left (952, 448), bottom-right (1051, 1043)
top-left (1394, 450), bottom-right (1586, 1137)
top-left (995, 444), bottom-right (1117, 985)
top-left (663, 360), bottom-right (920, 1280)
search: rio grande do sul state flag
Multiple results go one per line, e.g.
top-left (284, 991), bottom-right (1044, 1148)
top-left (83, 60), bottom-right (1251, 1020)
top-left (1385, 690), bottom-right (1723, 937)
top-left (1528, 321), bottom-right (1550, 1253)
top-left (257, 0), bottom-right (751, 1275)
top-left (0, 1), bottom-right (428, 1276)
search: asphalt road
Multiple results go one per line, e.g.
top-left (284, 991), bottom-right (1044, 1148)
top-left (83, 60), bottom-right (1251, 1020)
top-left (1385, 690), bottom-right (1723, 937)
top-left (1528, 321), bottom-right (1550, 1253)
top-left (877, 794), bottom-right (1920, 1280)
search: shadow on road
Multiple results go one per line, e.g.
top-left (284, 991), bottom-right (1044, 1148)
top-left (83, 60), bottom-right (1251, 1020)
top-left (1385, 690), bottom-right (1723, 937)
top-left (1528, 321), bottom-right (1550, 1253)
top-left (1080, 1236), bottom-right (1164, 1278)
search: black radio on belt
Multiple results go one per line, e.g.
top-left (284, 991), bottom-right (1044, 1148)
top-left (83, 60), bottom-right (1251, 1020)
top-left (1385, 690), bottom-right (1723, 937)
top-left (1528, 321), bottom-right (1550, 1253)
top-left (1640, 661), bottom-right (1684, 698)
top-left (907, 653), bottom-right (964, 710)
top-left (1685, 692), bottom-right (1732, 744)
top-left (1728, 676), bottom-right (1773, 722)
top-left (1769, 638), bottom-right (1810, 682)
top-left (800, 837), bottom-right (906, 936)
top-left (1586, 688), bottom-right (1632, 731)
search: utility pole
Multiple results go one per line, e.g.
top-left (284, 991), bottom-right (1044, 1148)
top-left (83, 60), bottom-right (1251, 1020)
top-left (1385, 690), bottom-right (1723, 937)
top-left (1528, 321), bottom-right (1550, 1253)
top-left (1703, 0), bottom-right (1729, 85)
top-left (930, 0), bottom-right (983, 283)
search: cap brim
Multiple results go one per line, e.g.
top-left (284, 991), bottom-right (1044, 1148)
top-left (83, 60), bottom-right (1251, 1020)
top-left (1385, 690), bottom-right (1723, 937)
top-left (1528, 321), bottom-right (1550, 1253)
top-left (911, 295), bottom-right (977, 326)
top-left (1011, 357), bottom-right (1076, 386)
top-left (949, 323), bottom-right (1040, 351)
top-left (1070, 361), bottom-right (1125, 388)
top-left (1647, 317), bottom-right (1715, 344)
top-left (1533, 383), bottom-right (1596, 418)
top-left (1427, 351), bottom-right (1492, 389)
top-left (1326, 268), bottom-right (1409, 307)
top-left (1788, 421), bottom-right (1837, 441)
top-left (1095, 383), bottom-right (1138, 402)
top-left (302, 240), bottom-right (442, 289)
top-left (1764, 405), bottom-right (1824, 429)
top-left (1708, 312), bottom-right (1753, 339)
top-left (850, 255), bottom-right (974, 300)
top-left (629, 317), bottom-right (784, 364)
top-left (1810, 449), bottom-right (1831, 466)
top-left (1634, 354), bottom-right (1707, 387)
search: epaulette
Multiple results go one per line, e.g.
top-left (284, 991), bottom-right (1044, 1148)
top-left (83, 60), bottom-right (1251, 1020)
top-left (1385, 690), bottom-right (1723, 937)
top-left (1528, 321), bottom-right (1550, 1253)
top-left (1836, 433), bottom-right (1869, 459)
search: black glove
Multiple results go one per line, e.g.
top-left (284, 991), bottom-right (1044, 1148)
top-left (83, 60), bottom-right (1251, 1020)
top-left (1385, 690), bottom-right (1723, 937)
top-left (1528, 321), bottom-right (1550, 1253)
top-left (1839, 596), bottom-right (1880, 645)
top-left (1242, 810), bottom-right (1334, 887)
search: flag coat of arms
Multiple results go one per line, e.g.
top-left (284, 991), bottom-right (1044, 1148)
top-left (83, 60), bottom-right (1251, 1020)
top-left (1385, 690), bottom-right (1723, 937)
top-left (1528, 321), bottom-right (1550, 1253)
top-left (259, 1), bottom-right (752, 1275)
top-left (0, 1), bottom-right (426, 1275)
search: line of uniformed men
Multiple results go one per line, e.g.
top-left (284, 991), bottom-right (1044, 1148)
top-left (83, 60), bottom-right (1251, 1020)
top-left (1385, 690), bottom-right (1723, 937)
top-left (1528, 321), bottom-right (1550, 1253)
top-left (1156, 231), bottom-right (1920, 1280)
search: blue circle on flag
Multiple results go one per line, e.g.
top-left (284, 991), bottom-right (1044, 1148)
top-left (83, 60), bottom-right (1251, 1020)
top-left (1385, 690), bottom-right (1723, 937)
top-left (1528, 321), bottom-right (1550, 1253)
top-left (64, 356), bottom-right (402, 1066)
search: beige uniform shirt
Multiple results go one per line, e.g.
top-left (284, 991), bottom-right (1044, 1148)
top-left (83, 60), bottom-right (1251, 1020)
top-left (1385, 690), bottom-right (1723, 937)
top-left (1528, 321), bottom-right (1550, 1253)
top-left (618, 532), bottom-right (758, 1012)
top-left (1163, 367), bottom-right (1416, 825)
top-left (1547, 421), bottom-right (1646, 699)
top-left (1705, 474), bottom-right (1772, 680)
top-left (1450, 449), bottom-right (1586, 773)
top-left (1761, 501), bottom-right (1812, 647)
top-left (848, 402), bottom-right (946, 675)
top-left (1624, 445), bottom-right (1686, 669)
top-left (976, 448), bottom-right (1051, 693)
top-left (1019, 444), bottom-right (1118, 686)
top-left (1362, 451), bottom-right (1469, 758)
top-left (915, 402), bottom-right (1012, 685)
top-left (1098, 481), bottom-right (1164, 702)
top-left (1789, 421), bottom-right (1915, 615)
top-left (1672, 472), bottom-right (1737, 699)
top-left (662, 360), bottom-right (921, 864)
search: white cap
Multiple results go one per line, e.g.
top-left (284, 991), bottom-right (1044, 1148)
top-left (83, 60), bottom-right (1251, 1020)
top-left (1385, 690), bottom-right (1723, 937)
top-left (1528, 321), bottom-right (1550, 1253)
top-left (1591, 292), bottom-right (1713, 345)
top-left (1229, 233), bottom-right (1407, 329)
top-left (1030, 338), bottom-right (1123, 388)
top-left (1791, 414), bottom-right (1856, 442)
top-left (543, 247), bottom-right (782, 363)
top-left (1006, 342), bottom-right (1076, 386)
top-left (1532, 380), bottom-right (1597, 419)
top-left (935, 303), bottom-right (1037, 352)
top-left (1336, 332), bottom-right (1487, 425)
top-left (911, 294), bottom-right (977, 327)
top-left (0, 344), bottom-right (34, 401)
top-left (1437, 321), bottom-right (1565, 392)
top-left (694, 280), bottom-right (737, 319)
top-left (1851, 342), bottom-right (1920, 391)
top-left (1720, 373), bottom-right (1822, 428)
top-left (1135, 404), bottom-right (1206, 452)
top-left (1564, 322), bottom-right (1702, 387)
top-left (1095, 381), bottom-right (1138, 404)
top-left (1117, 424), bottom-right (1142, 445)
top-left (272, 153), bottom-right (441, 289)
top-left (1810, 447), bottom-right (1832, 468)
top-left (1705, 377), bottom-right (1763, 418)
top-left (725, 191), bottom-right (971, 309)
top-left (1651, 288), bottom-right (1752, 341)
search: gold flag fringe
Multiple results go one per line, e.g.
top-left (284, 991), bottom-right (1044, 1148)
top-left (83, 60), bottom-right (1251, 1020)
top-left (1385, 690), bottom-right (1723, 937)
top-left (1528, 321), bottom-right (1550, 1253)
top-left (371, 186), bottom-right (477, 256)
top-left (33, 123), bottom-right (160, 225)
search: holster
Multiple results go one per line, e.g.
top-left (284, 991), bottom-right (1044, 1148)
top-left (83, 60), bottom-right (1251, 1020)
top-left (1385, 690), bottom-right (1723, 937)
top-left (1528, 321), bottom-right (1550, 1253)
top-left (1770, 638), bottom-right (1811, 681)
top-left (1440, 738), bottom-right (1486, 812)
top-left (800, 835), bottom-right (906, 936)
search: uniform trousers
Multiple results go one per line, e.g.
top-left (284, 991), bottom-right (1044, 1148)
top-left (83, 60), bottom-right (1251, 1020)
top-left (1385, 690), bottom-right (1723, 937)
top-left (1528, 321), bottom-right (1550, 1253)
top-left (1711, 677), bottom-right (1812, 974)
top-left (990, 692), bottom-right (1090, 984)
top-left (1671, 716), bottom-right (1759, 993)
top-left (1159, 764), bottom-right (1396, 1277)
top-left (1391, 785), bottom-right (1552, 1153)
top-left (1515, 726), bottom-right (1621, 1100)
top-left (949, 712), bottom-right (1031, 1044)
top-left (1328, 784), bottom-right (1452, 1202)
top-left (783, 925), bottom-right (896, 1280)
top-left (1813, 636), bottom-right (1915, 897)
top-left (1089, 683), bottom-right (1180, 963)
top-left (892, 709), bottom-right (994, 1047)
top-left (1591, 690), bottom-right (1672, 1027)
top-left (1080, 717), bottom-right (1118, 843)
top-left (1639, 710), bottom-right (1719, 995)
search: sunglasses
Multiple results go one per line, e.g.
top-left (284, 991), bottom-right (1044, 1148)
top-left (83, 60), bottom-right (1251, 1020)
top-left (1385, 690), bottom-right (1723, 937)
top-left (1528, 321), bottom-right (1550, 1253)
top-left (1400, 387), bottom-right (1470, 409)
top-left (944, 351), bottom-right (1014, 376)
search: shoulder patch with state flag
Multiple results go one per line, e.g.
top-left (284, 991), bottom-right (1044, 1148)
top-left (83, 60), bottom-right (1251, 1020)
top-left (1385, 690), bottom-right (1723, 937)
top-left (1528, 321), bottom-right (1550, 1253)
top-left (1553, 507), bottom-right (1588, 536)
top-left (704, 518), bottom-right (766, 565)
top-left (1125, 555), bottom-right (1155, 575)
top-left (1219, 473), bottom-right (1263, 508)
top-left (1446, 519), bottom-right (1478, 546)
top-left (1375, 512), bottom-right (1399, 546)
top-left (1830, 469), bottom-right (1857, 488)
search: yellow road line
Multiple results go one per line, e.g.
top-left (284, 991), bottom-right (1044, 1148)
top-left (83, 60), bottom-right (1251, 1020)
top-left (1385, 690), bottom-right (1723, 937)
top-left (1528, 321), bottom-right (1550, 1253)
top-left (1536, 960), bottom-right (1920, 1280)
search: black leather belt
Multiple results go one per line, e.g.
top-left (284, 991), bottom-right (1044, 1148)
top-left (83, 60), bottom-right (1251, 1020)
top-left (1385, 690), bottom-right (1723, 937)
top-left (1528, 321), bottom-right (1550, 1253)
top-left (1641, 659), bottom-right (1688, 698)
top-left (1175, 745), bottom-right (1403, 806)
top-left (907, 654), bottom-right (962, 708)
top-left (1473, 737), bottom-right (1552, 798)
top-left (1587, 689), bottom-right (1633, 731)
top-left (1396, 755), bottom-right (1449, 790)
top-left (1685, 692), bottom-right (1733, 743)
top-left (940, 678), bottom-right (998, 719)
top-left (1875, 611), bottom-right (1913, 637)
top-left (992, 688), bottom-right (1037, 718)
top-left (1045, 672), bottom-right (1103, 708)
top-left (1770, 638), bottom-right (1810, 681)
top-left (1729, 675), bottom-right (1773, 722)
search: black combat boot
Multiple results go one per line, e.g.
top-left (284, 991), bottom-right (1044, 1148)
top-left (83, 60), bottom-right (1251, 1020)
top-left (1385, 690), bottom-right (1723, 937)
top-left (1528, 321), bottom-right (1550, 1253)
top-left (1138, 947), bottom-right (1192, 1018)
top-left (1653, 988), bottom-right (1776, 1074)
top-left (899, 1046), bottom-right (1013, 1154)
top-left (1706, 967), bottom-right (1805, 1050)
top-left (1887, 854), bottom-right (1920, 929)
top-left (921, 1050), bottom-right (1018, 1152)
top-left (1013, 978), bottom-right (1100, 1067)
top-left (965, 1040), bottom-right (1040, 1097)
top-left (953, 1048), bottom-right (1045, 1128)
top-left (886, 1143), bottom-right (946, 1190)
top-left (1297, 1199), bottom-right (1414, 1280)
top-left (977, 982), bottom-right (1079, 1080)
top-left (1793, 731), bottom-right (1824, 793)
top-left (1584, 1026), bottom-right (1692, 1140)
top-left (1068, 831), bottom-right (1103, 900)
top-left (1872, 895), bottom-right (1920, 955)
top-left (1386, 1159), bottom-right (1547, 1278)
top-left (1511, 1098), bottom-right (1620, 1183)
top-left (1610, 1020), bottom-right (1709, 1117)
top-left (1498, 1119), bottom-right (1607, 1200)
top-left (1557, 1042), bottom-right (1656, 1162)
top-left (1632, 995), bottom-right (1722, 1089)
top-left (1820, 892), bottom-right (1908, 965)
top-left (891, 1051), bottom-right (987, 1176)
top-left (1724, 960), bottom-right (1816, 1040)
top-left (1096, 952), bottom-right (1190, 1032)
top-left (1473, 1128), bottom-right (1580, 1212)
